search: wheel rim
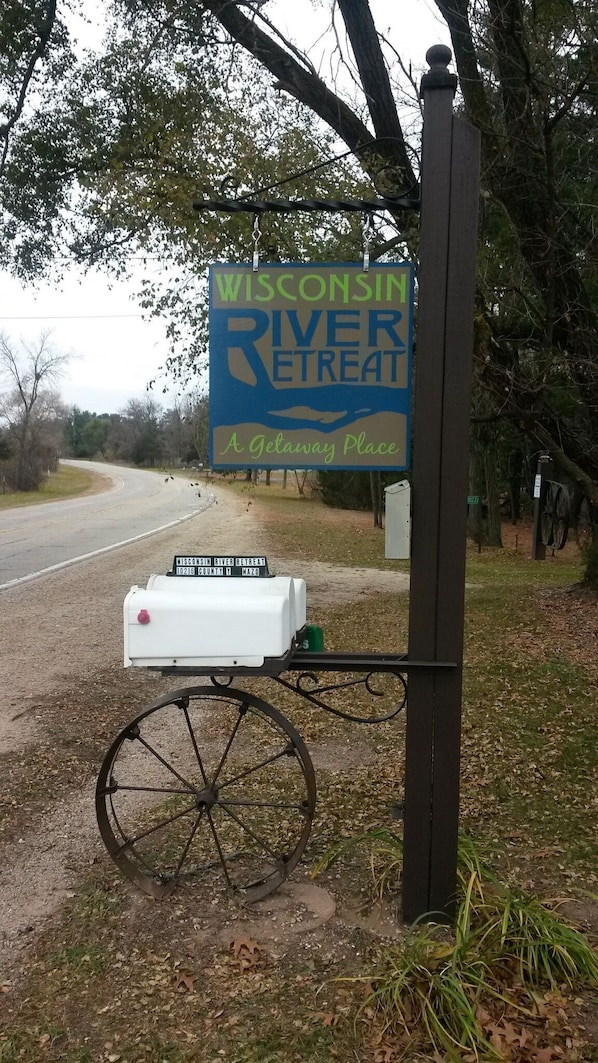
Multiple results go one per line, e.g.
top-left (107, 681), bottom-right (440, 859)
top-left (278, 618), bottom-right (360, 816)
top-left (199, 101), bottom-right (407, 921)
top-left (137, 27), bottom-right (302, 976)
top-left (553, 485), bottom-right (569, 550)
top-left (96, 686), bottom-right (316, 902)
top-left (540, 510), bottom-right (555, 546)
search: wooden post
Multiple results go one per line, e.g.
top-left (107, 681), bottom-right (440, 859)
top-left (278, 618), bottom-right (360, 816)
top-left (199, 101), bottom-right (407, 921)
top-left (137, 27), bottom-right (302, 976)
top-left (530, 455), bottom-right (553, 560)
top-left (402, 46), bottom-right (481, 921)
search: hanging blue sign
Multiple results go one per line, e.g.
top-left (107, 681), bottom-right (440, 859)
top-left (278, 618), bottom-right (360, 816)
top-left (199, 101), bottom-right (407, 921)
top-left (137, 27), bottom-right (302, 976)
top-left (209, 262), bottom-right (414, 471)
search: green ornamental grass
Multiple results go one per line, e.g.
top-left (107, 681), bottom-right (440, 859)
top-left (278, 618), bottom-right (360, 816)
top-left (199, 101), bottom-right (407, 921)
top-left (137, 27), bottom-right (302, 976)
top-left (315, 831), bottom-right (598, 1060)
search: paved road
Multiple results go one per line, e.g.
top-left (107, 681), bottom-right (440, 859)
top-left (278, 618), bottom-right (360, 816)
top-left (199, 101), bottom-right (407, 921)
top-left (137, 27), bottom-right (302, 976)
top-left (0, 460), bottom-right (213, 589)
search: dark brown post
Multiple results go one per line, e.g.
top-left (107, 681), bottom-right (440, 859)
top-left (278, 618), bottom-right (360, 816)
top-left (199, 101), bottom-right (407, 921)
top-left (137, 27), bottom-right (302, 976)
top-left (402, 46), bottom-right (481, 921)
top-left (530, 454), bottom-right (553, 560)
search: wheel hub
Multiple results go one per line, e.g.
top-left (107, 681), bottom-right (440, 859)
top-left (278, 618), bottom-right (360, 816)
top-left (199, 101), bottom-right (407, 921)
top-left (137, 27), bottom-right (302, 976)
top-left (195, 787), bottom-right (218, 810)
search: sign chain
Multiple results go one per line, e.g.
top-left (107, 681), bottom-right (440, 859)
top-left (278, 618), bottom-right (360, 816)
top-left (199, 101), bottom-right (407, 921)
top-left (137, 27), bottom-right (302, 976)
top-left (251, 214), bottom-right (262, 272)
top-left (360, 212), bottom-right (374, 272)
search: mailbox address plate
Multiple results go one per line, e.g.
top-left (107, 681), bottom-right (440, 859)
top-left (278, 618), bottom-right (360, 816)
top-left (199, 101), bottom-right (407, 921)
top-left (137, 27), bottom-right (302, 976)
top-left (168, 555), bottom-right (270, 577)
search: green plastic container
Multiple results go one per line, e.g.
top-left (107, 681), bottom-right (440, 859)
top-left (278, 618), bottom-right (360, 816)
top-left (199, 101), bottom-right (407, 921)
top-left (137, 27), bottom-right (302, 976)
top-left (297, 624), bottom-right (325, 652)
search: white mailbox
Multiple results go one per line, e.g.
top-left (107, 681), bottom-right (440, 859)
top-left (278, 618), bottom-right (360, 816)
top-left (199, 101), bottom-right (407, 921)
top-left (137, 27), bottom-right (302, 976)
top-left (124, 555), bottom-right (307, 671)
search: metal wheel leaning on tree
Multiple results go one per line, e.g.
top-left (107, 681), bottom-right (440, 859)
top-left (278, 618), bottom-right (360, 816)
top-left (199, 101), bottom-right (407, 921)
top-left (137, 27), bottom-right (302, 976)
top-left (540, 481), bottom-right (570, 551)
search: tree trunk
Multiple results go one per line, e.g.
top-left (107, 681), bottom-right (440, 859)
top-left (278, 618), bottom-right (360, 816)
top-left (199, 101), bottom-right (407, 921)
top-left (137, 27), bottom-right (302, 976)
top-left (467, 449), bottom-right (485, 547)
top-left (508, 450), bottom-right (523, 524)
top-left (582, 536), bottom-right (598, 591)
top-left (484, 445), bottom-right (503, 547)
top-left (369, 471), bottom-right (384, 527)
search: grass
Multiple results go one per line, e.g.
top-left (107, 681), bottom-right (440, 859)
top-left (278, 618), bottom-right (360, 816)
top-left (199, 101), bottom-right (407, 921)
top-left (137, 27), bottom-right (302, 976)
top-left (215, 475), bottom-right (409, 570)
top-left (0, 482), bottom-right (596, 1061)
top-left (317, 832), bottom-right (598, 1060)
top-left (215, 476), bottom-right (586, 585)
top-left (47, 944), bottom-right (107, 976)
top-left (0, 463), bottom-right (98, 509)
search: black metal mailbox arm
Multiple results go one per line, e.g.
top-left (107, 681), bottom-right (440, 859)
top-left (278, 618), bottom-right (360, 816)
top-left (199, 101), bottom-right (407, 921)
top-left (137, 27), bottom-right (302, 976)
top-left (157, 652), bottom-right (456, 680)
top-left (157, 653), bottom-right (456, 725)
top-left (285, 652), bottom-right (456, 673)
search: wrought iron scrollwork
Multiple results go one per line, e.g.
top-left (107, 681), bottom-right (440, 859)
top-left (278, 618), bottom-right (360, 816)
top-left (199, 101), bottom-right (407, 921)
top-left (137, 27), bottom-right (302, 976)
top-left (273, 669), bottom-right (407, 724)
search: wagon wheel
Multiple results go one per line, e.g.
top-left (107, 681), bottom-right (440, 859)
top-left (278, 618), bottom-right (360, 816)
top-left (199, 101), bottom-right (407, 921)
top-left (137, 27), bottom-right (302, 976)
top-left (540, 485), bottom-right (555, 547)
top-left (553, 484), bottom-right (570, 551)
top-left (541, 481), bottom-right (566, 548)
top-left (96, 686), bottom-right (316, 902)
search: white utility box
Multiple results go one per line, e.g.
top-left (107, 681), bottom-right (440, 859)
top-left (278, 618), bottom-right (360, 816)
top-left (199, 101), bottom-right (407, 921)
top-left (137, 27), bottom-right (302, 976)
top-left (124, 554), bottom-right (307, 671)
top-left (384, 480), bottom-right (411, 559)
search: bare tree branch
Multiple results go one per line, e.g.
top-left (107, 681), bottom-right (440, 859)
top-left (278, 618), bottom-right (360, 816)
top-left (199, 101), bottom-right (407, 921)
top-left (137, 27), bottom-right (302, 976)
top-left (0, 330), bottom-right (69, 490)
top-left (199, 0), bottom-right (415, 194)
top-left (336, 0), bottom-right (408, 153)
top-left (433, 0), bottom-right (494, 134)
top-left (545, 70), bottom-right (593, 134)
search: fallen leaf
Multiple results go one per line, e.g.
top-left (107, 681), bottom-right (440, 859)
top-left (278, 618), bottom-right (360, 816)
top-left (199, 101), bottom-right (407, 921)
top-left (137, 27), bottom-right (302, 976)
top-left (502, 1020), bottom-right (519, 1045)
top-left (175, 971), bottom-right (196, 992)
top-left (490, 1028), bottom-right (506, 1052)
top-left (373, 1043), bottom-right (396, 1062)
top-left (533, 1049), bottom-right (563, 1062)
top-left (231, 936), bottom-right (262, 972)
top-left (231, 936), bottom-right (260, 959)
top-left (311, 1011), bottom-right (338, 1027)
top-left (476, 1004), bottom-right (492, 1027)
top-left (518, 1027), bottom-right (531, 1048)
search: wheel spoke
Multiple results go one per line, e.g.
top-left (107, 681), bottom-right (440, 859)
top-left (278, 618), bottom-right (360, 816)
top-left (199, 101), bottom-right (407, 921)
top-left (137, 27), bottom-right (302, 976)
top-left (210, 704), bottom-right (246, 786)
top-left (134, 735), bottom-right (196, 791)
top-left (222, 798), bottom-right (308, 812)
top-left (219, 801), bottom-right (284, 863)
top-left (173, 808), bottom-right (205, 877)
top-left (113, 800), bottom-right (196, 856)
top-left (180, 702), bottom-right (209, 786)
top-left (100, 784), bottom-right (192, 796)
top-left (218, 745), bottom-right (295, 791)
top-left (206, 810), bottom-right (234, 889)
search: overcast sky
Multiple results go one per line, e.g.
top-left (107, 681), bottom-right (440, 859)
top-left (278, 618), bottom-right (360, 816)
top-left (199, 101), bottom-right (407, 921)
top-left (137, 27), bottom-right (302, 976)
top-left (0, 270), bottom-right (174, 414)
top-left (0, 0), bottom-right (449, 415)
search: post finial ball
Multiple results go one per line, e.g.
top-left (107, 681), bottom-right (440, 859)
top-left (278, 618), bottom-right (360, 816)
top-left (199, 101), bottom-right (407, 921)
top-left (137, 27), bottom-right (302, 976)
top-left (426, 44), bottom-right (453, 69)
top-left (420, 44), bottom-right (457, 95)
